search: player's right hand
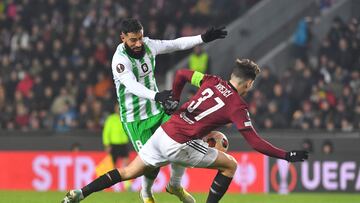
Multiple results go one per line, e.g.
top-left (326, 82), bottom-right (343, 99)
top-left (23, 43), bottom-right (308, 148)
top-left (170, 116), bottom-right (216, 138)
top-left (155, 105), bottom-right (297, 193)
top-left (285, 150), bottom-right (309, 162)
top-left (155, 90), bottom-right (173, 104)
top-left (163, 99), bottom-right (179, 115)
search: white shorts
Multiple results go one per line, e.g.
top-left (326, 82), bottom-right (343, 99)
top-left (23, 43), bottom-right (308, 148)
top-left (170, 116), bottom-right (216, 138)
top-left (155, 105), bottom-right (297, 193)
top-left (139, 127), bottom-right (218, 168)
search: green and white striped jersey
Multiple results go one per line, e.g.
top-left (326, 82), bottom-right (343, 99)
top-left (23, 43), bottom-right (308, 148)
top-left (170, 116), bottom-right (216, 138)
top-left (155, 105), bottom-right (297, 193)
top-left (111, 36), bottom-right (203, 122)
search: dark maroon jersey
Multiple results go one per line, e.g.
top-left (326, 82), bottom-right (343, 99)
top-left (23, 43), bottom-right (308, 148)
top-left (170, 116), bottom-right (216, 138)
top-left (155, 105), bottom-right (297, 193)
top-left (162, 75), bottom-right (252, 143)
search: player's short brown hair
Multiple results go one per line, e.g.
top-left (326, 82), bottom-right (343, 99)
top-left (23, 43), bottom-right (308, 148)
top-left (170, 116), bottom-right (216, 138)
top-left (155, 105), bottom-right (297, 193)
top-left (232, 58), bottom-right (261, 81)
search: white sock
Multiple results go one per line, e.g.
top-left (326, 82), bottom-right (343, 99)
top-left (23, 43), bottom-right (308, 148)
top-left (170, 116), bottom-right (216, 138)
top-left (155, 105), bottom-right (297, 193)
top-left (141, 176), bottom-right (154, 198)
top-left (169, 164), bottom-right (185, 188)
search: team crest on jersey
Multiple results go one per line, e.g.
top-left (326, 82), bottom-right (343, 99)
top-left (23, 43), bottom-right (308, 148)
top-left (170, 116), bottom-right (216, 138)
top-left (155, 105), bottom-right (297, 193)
top-left (116, 63), bottom-right (125, 73)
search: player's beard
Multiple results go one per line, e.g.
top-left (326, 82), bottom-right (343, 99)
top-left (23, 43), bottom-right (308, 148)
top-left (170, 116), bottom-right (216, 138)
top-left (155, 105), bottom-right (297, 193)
top-left (124, 43), bottom-right (145, 59)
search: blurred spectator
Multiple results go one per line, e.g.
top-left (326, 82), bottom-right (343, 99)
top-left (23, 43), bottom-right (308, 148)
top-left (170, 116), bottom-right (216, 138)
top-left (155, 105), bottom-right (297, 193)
top-left (271, 83), bottom-right (290, 116)
top-left (354, 94), bottom-right (360, 129)
top-left (312, 115), bottom-right (323, 129)
top-left (256, 66), bottom-right (277, 99)
top-left (246, 15), bottom-right (360, 131)
top-left (335, 38), bottom-right (353, 71)
top-left (261, 101), bottom-right (287, 129)
top-left (292, 17), bottom-right (313, 62)
top-left (288, 59), bottom-right (313, 111)
top-left (188, 45), bottom-right (209, 73)
top-left (78, 102), bottom-right (91, 129)
top-left (0, 0), bottom-right (258, 131)
top-left (15, 103), bottom-right (29, 131)
top-left (302, 139), bottom-right (314, 153)
top-left (102, 104), bottom-right (130, 167)
top-left (71, 142), bottom-right (81, 152)
top-left (93, 72), bottom-right (112, 98)
top-left (16, 73), bottom-right (33, 98)
top-left (291, 101), bottom-right (314, 130)
top-left (318, 39), bottom-right (335, 59)
top-left (51, 88), bottom-right (75, 115)
top-left (322, 140), bottom-right (334, 155)
top-left (0, 83), bottom-right (5, 111)
top-left (3, 1), bottom-right (360, 132)
top-left (328, 16), bottom-right (348, 49)
top-left (54, 101), bottom-right (77, 132)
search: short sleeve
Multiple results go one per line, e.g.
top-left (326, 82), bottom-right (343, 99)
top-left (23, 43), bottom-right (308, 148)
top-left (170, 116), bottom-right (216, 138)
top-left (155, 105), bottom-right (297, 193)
top-left (231, 108), bottom-right (253, 131)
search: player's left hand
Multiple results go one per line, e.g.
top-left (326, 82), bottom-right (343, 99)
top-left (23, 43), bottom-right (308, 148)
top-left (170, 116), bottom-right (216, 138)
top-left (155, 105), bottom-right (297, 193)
top-left (162, 99), bottom-right (179, 115)
top-left (285, 150), bottom-right (309, 162)
top-left (201, 26), bottom-right (228, 43)
top-left (155, 90), bottom-right (173, 104)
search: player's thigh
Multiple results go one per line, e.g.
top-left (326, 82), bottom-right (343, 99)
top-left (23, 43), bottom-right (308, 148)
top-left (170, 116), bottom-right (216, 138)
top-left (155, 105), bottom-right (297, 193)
top-left (122, 114), bottom-right (166, 152)
top-left (138, 127), bottom-right (170, 168)
top-left (207, 151), bottom-right (237, 172)
top-left (122, 121), bottom-right (153, 152)
top-left (169, 140), bottom-right (218, 168)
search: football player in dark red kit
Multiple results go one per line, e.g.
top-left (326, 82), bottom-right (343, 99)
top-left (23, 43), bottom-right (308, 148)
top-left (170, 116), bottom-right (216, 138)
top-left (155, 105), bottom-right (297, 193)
top-left (62, 59), bottom-right (308, 203)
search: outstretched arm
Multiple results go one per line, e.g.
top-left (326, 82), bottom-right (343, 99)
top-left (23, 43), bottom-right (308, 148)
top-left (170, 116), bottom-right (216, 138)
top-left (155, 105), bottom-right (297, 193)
top-left (149, 27), bottom-right (227, 55)
top-left (149, 36), bottom-right (203, 55)
top-left (240, 128), bottom-right (308, 162)
top-left (232, 108), bottom-right (308, 162)
top-left (240, 128), bottom-right (286, 159)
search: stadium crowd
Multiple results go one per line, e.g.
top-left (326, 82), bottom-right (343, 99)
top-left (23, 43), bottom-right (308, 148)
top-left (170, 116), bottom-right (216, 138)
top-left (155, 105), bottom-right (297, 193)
top-left (249, 16), bottom-right (360, 132)
top-left (1, 0), bottom-right (358, 132)
top-left (0, 0), bottom-right (257, 131)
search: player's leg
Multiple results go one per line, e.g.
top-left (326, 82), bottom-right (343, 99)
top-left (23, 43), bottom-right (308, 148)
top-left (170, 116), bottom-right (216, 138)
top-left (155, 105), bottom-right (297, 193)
top-left (169, 138), bottom-right (236, 203)
top-left (166, 164), bottom-right (196, 203)
top-left (204, 151), bottom-right (237, 203)
top-left (61, 156), bottom-right (149, 203)
top-left (62, 128), bottom-right (169, 203)
top-left (137, 112), bottom-right (195, 203)
top-left (155, 113), bottom-right (196, 203)
top-left (168, 163), bottom-right (184, 188)
top-left (153, 112), bottom-right (185, 189)
top-left (122, 120), bottom-right (160, 202)
top-left (157, 113), bottom-right (186, 188)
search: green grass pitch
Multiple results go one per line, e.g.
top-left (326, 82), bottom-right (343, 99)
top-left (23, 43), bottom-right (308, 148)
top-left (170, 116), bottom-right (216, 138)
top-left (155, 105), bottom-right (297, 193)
top-left (1, 191), bottom-right (359, 203)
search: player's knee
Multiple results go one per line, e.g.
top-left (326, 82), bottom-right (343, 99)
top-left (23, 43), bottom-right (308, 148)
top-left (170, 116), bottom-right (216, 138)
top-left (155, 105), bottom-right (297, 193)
top-left (223, 155), bottom-right (237, 176)
top-left (227, 155), bottom-right (237, 175)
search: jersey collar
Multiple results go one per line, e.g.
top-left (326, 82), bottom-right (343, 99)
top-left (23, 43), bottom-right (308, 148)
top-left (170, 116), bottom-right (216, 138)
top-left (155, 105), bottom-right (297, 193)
top-left (227, 81), bottom-right (238, 93)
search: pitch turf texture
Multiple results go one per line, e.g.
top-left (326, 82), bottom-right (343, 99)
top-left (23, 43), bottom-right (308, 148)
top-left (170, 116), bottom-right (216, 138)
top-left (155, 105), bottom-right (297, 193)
top-left (1, 191), bottom-right (359, 203)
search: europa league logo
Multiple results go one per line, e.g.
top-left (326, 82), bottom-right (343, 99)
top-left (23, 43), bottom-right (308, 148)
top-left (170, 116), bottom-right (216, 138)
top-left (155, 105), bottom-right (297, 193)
top-left (233, 154), bottom-right (256, 193)
top-left (271, 159), bottom-right (297, 194)
top-left (277, 159), bottom-right (289, 194)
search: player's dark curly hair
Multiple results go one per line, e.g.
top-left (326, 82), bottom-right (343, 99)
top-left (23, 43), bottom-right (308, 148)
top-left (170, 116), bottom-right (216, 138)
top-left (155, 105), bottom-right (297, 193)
top-left (232, 58), bottom-right (261, 81)
top-left (120, 18), bottom-right (143, 34)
